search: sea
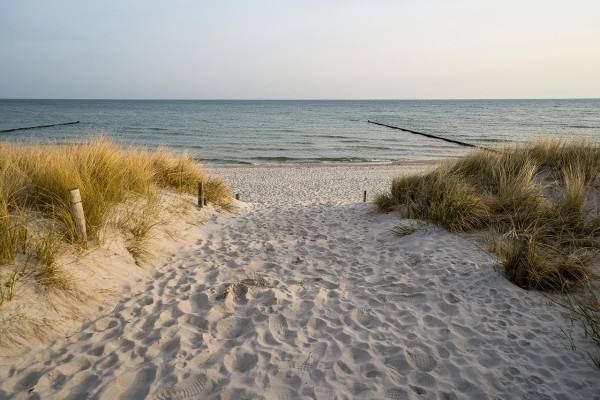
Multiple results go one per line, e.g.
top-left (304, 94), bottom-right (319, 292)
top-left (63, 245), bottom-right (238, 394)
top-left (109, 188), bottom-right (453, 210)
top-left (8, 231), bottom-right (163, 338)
top-left (0, 99), bottom-right (598, 165)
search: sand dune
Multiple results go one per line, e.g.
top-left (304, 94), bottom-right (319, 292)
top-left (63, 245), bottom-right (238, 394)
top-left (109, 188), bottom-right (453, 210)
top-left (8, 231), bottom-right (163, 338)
top-left (0, 164), bottom-right (598, 399)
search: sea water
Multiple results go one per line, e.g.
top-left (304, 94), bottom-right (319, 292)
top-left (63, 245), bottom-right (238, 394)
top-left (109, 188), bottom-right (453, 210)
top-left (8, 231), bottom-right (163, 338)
top-left (1, 99), bottom-right (598, 164)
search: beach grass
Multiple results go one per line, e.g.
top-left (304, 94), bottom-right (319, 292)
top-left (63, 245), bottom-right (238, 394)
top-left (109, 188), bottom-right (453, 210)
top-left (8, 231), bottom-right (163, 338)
top-left (0, 138), bottom-right (232, 306)
top-left (377, 138), bottom-right (600, 365)
top-left (378, 138), bottom-right (600, 292)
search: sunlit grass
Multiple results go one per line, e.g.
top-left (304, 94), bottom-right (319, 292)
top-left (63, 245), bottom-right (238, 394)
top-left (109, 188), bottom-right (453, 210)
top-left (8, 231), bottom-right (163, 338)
top-left (0, 138), bottom-right (232, 307)
top-left (380, 138), bottom-right (599, 291)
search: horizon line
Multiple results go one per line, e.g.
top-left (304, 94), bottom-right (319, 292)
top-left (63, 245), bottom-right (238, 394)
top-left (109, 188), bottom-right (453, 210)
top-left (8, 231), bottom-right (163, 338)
top-left (1, 97), bottom-right (599, 101)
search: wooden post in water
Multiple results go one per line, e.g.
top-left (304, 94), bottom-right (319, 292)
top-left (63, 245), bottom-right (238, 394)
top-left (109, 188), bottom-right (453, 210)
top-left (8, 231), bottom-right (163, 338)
top-left (198, 181), bottom-right (204, 208)
top-left (69, 188), bottom-right (87, 243)
top-left (235, 193), bottom-right (240, 201)
top-left (363, 190), bottom-right (367, 203)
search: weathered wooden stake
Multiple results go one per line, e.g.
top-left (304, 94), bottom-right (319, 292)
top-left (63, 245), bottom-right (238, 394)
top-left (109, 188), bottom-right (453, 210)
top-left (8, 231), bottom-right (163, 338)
top-left (363, 190), bottom-right (367, 203)
top-left (69, 188), bottom-right (87, 243)
top-left (203, 198), bottom-right (207, 206)
top-left (235, 193), bottom-right (240, 201)
top-left (198, 181), bottom-right (204, 208)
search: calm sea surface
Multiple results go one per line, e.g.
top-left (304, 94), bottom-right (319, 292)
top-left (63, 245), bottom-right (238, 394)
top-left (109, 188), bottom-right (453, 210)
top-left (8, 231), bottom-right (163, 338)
top-left (1, 99), bottom-right (598, 165)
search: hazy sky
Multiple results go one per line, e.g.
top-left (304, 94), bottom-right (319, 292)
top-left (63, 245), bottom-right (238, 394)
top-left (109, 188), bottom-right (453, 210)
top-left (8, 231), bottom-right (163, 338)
top-left (1, 0), bottom-right (599, 99)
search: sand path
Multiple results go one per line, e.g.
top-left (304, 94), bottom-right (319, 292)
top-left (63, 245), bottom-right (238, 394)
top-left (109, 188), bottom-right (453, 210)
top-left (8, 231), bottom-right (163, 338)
top-left (1, 165), bottom-right (598, 399)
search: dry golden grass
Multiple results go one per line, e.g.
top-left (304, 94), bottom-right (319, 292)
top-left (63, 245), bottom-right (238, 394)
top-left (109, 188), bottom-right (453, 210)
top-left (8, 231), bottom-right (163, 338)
top-left (0, 138), bottom-right (232, 306)
top-left (379, 138), bottom-right (600, 292)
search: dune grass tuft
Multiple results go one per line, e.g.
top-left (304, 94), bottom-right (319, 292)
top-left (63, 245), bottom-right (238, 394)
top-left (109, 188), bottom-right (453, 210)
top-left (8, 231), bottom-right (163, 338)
top-left (374, 191), bottom-right (397, 213)
top-left (0, 138), bottom-right (232, 307)
top-left (378, 138), bottom-right (600, 292)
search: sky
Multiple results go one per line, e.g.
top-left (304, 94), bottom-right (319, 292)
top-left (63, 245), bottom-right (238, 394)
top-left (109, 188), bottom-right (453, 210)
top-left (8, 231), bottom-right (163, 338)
top-left (1, 0), bottom-right (599, 99)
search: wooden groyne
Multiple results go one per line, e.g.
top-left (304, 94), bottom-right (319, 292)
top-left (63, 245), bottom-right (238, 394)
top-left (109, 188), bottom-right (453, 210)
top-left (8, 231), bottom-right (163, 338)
top-left (367, 120), bottom-right (495, 151)
top-left (0, 121), bottom-right (80, 133)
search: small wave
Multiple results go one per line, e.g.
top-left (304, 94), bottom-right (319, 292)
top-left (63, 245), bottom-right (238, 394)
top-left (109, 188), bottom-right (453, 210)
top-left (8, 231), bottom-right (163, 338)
top-left (353, 145), bottom-right (391, 150)
top-left (316, 134), bottom-right (350, 139)
top-left (290, 141), bottom-right (313, 145)
top-left (567, 125), bottom-right (598, 129)
top-left (246, 147), bottom-right (290, 151)
top-left (252, 156), bottom-right (296, 162)
top-left (247, 156), bottom-right (394, 165)
top-left (200, 158), bottom-right (254, 165)
top-left (477, 137), bottom-right (507, 143)
top-left (123, 126), bottom-right (168, 132)
top-left (275, 128), bottom-right (301, 133)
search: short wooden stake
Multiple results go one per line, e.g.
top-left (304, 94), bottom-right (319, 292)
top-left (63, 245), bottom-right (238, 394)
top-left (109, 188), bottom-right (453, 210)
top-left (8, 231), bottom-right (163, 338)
top-left (235, 193), bottom-right (240, 201)
top-left (198, 181), bottom-right (204, 208)
top-left (363, 190), bottom-right (367, 203)
top-left (203, 198), bottom-right (207, 206)
top-left (69, 188), bottom-right (87, 243)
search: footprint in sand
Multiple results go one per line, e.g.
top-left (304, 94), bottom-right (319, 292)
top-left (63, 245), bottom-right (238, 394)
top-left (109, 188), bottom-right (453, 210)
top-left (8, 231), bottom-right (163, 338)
top-left (382, 292), bottom-right (427, 304)
top-left (190, 292), bottom-right (210, 311)
top-left (268, 314), bottom-right (290, 341)
top-left (345, 346), bottom-right (372, 363)
top-left (215, 316), bottom-right (251, 339)
top-left (384, 352), bottom-right (411, 375)
top-left (224, 348), bottom-right (259, 373)
top-left (385, 387), bottom-right (410, 399)
top-left (296, 342), bottom-right (328, 371)
top-left (98, 366), bottom-right (156, 400)
top-left (321, 307), bottom-right (342, 321)
top-left (150, 373), bottom-right (220, 400)
top-left (443, 292), bottom-right (460, 304)
top-left (349, 307), bottom-right (379, 329)
top-left (404, 341), bottom-right (437, 372)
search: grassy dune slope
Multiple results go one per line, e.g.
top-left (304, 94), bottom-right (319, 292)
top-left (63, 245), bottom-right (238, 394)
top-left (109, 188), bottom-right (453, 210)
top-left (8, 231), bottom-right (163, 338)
top-left (377, 139), bottom-right (600, 291)
top-left (376, 138), bottom-right (600, 365)
top-left (0, 139), bottom-right (232, 308)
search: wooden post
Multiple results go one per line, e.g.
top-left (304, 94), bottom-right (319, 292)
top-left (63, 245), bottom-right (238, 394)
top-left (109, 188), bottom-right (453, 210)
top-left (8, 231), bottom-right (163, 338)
top-left (203, 198), bottom-right (207, 206)
top-left (198, 181), bottom-right (204, 208)
top-left (363, 190), bottom-right (367, 203)
top-left (69, 188), bottom-right (87, 243)
top-left (235, 193), bottom-right (240, 201)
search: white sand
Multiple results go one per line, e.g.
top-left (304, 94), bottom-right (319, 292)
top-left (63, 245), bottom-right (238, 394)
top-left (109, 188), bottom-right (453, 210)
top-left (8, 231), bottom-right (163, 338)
top-left (1, 163), bottom-right (599, 399)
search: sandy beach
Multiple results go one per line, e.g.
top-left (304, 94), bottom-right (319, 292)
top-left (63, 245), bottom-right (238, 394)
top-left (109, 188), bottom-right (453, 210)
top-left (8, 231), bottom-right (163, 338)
top-left (1, 163), bottom-right (599, 399)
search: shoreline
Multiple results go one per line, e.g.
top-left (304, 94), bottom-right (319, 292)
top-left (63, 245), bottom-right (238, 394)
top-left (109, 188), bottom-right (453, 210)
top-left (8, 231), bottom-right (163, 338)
top-left (207, 158), bottom-right (443, 169)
